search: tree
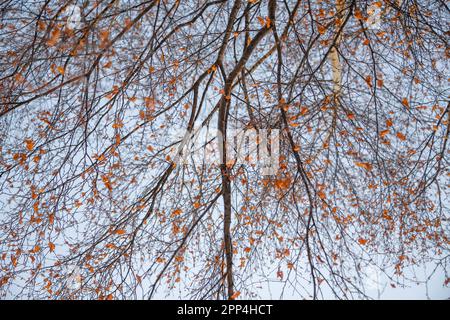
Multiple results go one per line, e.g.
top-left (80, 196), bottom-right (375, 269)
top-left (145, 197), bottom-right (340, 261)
top-left (0, 0), bottom-right (449, 300)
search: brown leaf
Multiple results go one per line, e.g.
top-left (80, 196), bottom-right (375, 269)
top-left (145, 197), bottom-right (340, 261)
top-left (230, 291), bottom-right (241, 300)
top-left (396, 132), bottom-right (406, 141)
top-left (355, 162), bottom-right (373, 171)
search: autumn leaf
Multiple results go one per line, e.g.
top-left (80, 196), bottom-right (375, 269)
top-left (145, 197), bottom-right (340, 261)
top-left (47, 28), bottom-right (60, 46)
top-left (172, 208), bottom-right (183, 217)
top-left (401, 97), bottom-right (409, 108)
top-left (56, 66), bottom-right (65, 75)
top-left (230, 291), bottom-right (241, 300)
top-left (101, 175), bottom-right (112, 191)
top-left (300, 106), bottom-right (309, 116)
top-left (277, 270), bottom-right (284, 280)
top-left (274, 177), bottom-right (291, 190)
top-left (99, 29), bottom-right (110, 46)
top-left (257, 16), bottom-right (271, 28)
top-left (48, 213), bottom-right (54, 225)
top-left (24, 139), bottom-right (34, 151)
top-left (354, 10), bottom-right (364, 20)
top-left (13, 153), bottom-right (27, 165)
top-left (358, 238), bottom-right (368, 245)
top-left (396, 132), bottom-right (406, 141)
top-left (48, 242), bottom-right (55, 252)
top-left (317, 190), bottom-right (326, 200)
top-left (144, 97), bottom-right (156, 111)
top-left (377, 79), bottom-right (384, 88)
top-left (112, 121), bottom-right (124, 129)
top-left (379, 129), bottom-right (390, 138)
top-left (444, 278), bottom-right (450, 286)
top-left (318, 24), bottom-right (326, 35)
top-left (11, 256), bottom-right (18, 267)
top-left (33, 201), bottom-right (39, 213)
top-left (355, 162), bottom-right (373, 171)
top-left (365, 75), bottom-right (372, 87)
top-left (114, 229), bottom-right (126, 235)
top-left (386, 118), bottom-right (393, 127)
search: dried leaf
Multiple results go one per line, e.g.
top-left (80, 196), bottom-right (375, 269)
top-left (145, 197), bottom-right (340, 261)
top-left (230, 291), bottom-right (241, 300)
top-left (355, 162), bottom-right (373, 171)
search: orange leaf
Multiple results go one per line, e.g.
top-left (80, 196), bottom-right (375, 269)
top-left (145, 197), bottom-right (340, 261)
top-left (144, 97), bottom-right (156, 110)
top-left (396, 132), bottom-right (406, 141)
top-left (354, 10), bottom-right (364, 20)
top-left (256, 16), bottom-right (271, 28)
top-left (99, 29), bottom-right (110, 43)
top-left (47, 28), bottom-right (60, 46)
top-left (230, 291), bottom-right (241, 300)
top-left (11, 256), bottom-right (18, 267)
top-left (24, 139), bottom-right (34, 151)
top-left (386, 118), bottom-right (393, 127)
top-left (114, 229), bottom-right (126, 235)
top-left (274, 177), bottom-right (291, 190)
top-left (401, 97), bottom-right (409, 108)
top-left (172, 208), bottom-right (183, 217)
top-left (317, 190), bottom-right (326, 200)
top-left (358, 238), bottom-right (368, 245)
top-left (377, 79), bottom-right (384, 88)
top-left (318, 24), bottom-right (326, 35)
top-left (355, 162), bottom-right (373, 171)
top-left (48, 242), bottom-right (55, 252)
top-left (101, 175), bottom-right (112, 191)
top-left (379, 129), bottom-right (389, 138)
top-left (257, 16), bottom-right (265, 27)
top-left (112, 121), bottom-right (123, 129)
